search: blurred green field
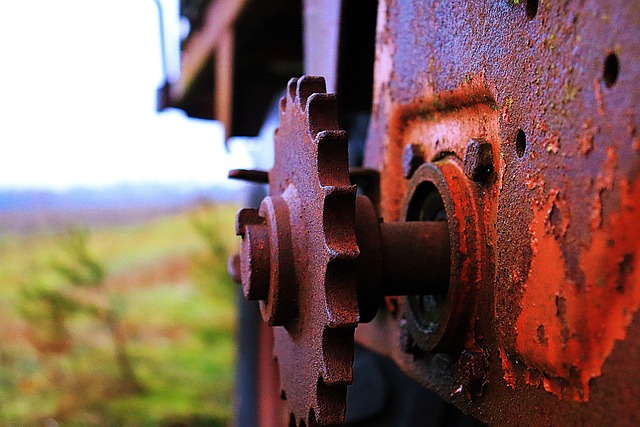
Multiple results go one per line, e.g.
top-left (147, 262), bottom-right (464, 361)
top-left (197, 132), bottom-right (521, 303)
top-left (0, 203), bottom-right (238, 426)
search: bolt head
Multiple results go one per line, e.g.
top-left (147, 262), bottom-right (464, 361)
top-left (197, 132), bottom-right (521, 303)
top-left (463, 138), bottom-right (494, 182)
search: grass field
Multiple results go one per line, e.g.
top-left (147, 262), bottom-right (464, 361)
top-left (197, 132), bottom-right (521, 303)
top-left (0, 203), bottom-right (238, 426)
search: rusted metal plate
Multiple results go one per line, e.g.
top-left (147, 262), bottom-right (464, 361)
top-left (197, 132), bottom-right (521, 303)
top-left (358, 0), bottom-right (640, 425)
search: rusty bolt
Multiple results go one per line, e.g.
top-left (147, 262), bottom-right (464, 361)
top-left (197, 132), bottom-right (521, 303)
top-left (463, 138), bottom-right (494, 182)
top-left (402, 143), bottom-right (426, 179)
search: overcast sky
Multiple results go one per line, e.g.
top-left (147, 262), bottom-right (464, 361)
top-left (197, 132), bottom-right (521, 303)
top-left (0, 0), bottom-right (246, 190)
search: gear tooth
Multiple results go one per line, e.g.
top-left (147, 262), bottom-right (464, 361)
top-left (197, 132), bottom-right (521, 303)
top-left (308, 409), bottom-right (318, 427)
top-left (306, 93), bottom-right (339, 137)
top-left (324, 261), bottom-right (359, 326)
top-left (321, 327), bottom-right (355, 385)
top-left (314, 379), bottom-right (348, 425)
top-left (316, 130), bottom-right (349, 187)
top-left (296, 76), bottom-right (327, 108)
top-left (322, 186), bottom-right (358, 260)
top-left (287, 77), bottom-right (299, 102)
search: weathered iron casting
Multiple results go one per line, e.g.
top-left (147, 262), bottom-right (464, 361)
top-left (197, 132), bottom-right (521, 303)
top-left (230, 1), bottom-right (640, 426)
top-left (232, 76), bottom-right (481, 426)
top-left (354, 1), bottom-right (640, 426)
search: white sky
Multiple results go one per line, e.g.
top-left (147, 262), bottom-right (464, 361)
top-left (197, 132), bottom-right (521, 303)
top-left (0, 0), bottom-right (248, 190)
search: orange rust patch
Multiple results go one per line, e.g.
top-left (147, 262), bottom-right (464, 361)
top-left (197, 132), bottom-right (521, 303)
top-left (516, 174), bottom-right (640, 401)
top-left (524, 369), bottom-right (541, 388)
top-left (380, 83), bottom-right (497, 221)
top-left (578, 133), bottom-right (594, 156)
top-left (525, 172), bottom-right (544, 192)
top-left (578, 119), bottom-right (596, 156)
top-left (590, 146), bottom-right (617, 231)
top-left (382, 106), bottom-right (410, 220)
top-left (542, 130), bottom-right (561, 154)
top-left (593, 78), bottom-right (605, 115)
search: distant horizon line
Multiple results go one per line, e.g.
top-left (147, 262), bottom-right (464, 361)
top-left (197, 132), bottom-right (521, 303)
top-left (0, 179), bottom-right (244, 193)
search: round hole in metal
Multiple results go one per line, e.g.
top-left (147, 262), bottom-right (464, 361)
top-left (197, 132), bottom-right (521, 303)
top-left (406, 181), bottom-right (450, 333)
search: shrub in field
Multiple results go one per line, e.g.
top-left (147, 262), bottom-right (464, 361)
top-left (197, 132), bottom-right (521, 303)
top-left (19, 227), bottom-right (141, 395)
top-left (3, 207), bottom-right (238, 425)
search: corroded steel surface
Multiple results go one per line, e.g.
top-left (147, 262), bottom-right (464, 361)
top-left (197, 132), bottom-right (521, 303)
top-left (356, 0), bottom-right (640, 425)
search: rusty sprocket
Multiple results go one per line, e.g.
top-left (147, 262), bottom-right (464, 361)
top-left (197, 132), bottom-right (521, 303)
top-left (236, 76), bottom-right (360, 426)
top-left (273, 76), bottom-right (359, 426)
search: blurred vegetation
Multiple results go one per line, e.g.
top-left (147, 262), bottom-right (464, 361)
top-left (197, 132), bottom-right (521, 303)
top-left (0, 203), bottom-right (238, 426)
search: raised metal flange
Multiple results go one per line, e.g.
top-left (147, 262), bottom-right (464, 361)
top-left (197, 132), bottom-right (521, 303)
top-left (402, 157), bottom-right (484, 353)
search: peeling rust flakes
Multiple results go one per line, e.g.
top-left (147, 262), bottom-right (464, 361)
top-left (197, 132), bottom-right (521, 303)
top-left (590, 146), bottom-right (618, 231)
top-left (536, 324), bottom-right (548, 345)
top-left (516, 177), bottom-right (640, 401)
top-left (543, 190), bottom-right (570, 239)
top-left (381, 83), bottom-right (497, 220)
top-left (578, 119), bottom-right (597, 156)
top-left (593, 78), bottom-right (605, 115)
top-left (616, 253), bottom-right (634, 294)
top-left (356, 1), bottom-right (640, 422)
top-left (590, 190), bottom-right (603, 230)
top-left (579, 134), bottom-right (594, 155)
top-left (525, 172), bottom-right (545, 193)
top-left (500, 97), bottom-right (514, 124)
top-left (543, 130), bottom-right (561, 154)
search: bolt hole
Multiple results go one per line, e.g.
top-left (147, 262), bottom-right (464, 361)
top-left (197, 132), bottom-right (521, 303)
top-left (603, 53), bottom-right (619, 88)
top-left (406, 182), bottom-right (449, 331)
top-left (407, 182), bottom-right (447, 223)
top-left (515, 129), bottom-right (527, 158)
top-left (526, 0), bottom-right (538, 19)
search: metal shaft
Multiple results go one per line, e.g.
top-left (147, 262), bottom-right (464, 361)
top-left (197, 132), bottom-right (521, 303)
top-left (379, 221), bottom-right (450, 296)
